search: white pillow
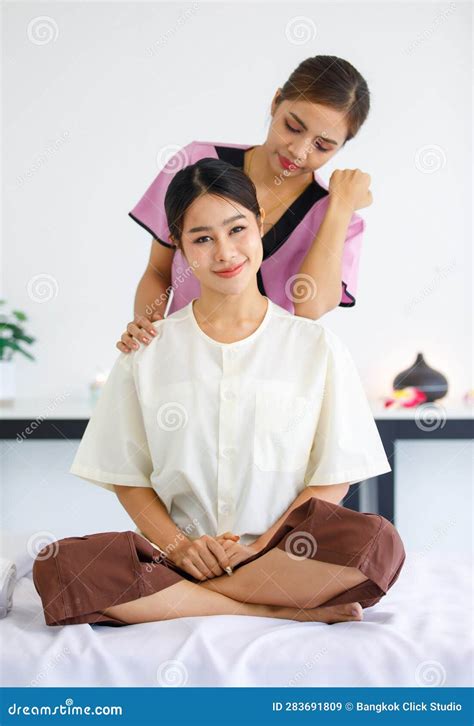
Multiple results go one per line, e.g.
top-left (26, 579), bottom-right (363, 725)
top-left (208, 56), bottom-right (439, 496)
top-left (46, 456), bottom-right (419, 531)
top-left (0, 557), bottom-right (17, 619)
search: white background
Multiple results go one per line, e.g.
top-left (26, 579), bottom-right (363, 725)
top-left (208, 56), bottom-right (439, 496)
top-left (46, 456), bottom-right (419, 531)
top-left (3, 0), bottom-right (472, 400)
top-left (2, 1), bottom-right (472, 552)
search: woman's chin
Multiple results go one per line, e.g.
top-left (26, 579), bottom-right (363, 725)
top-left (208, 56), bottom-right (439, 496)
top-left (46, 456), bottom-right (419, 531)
top-left (213, 280), bottom-right (251, 295)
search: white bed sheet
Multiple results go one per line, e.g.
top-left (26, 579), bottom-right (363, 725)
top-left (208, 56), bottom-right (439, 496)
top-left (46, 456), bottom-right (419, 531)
top-left (1, 550), bottom-right (472, 688)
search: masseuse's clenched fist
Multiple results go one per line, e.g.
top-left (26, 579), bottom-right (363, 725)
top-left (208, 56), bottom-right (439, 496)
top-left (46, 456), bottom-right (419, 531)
top-left (328, 168), bottom-right (373, 212)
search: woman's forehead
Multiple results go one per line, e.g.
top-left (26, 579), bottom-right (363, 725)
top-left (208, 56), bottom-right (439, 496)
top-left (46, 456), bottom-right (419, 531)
top-left (282, 98), bottom-right (348, 144)
top-left (184, 194), bottom-right (249, 228)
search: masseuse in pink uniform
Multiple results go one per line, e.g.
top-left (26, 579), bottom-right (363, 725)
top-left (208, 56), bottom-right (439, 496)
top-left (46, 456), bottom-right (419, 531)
top-left (118, 54), bottom-right (373, 353)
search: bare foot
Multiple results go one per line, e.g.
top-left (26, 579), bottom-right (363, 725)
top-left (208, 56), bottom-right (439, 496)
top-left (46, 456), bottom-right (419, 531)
top-left (273, 601), bottom-right (363, 624)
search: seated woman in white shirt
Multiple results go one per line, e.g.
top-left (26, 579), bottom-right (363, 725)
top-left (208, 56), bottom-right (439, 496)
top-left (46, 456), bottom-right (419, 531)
top-left (33, 158), bottom-right (405, 627)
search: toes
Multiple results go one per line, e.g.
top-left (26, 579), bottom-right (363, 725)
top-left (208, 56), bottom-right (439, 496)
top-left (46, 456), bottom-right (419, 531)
top-left (348, 602), bottom-right (363, 620)
top-left (336, 602), bottom-right (363, 622)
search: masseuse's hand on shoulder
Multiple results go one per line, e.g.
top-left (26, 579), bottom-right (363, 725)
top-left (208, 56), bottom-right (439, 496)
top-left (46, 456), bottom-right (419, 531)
top-left (329, 168), bottom-right (373, 212)
top-left (117, 238), bottom-right (174, 353)
top-left (116, 312), bottom-right (163, 354)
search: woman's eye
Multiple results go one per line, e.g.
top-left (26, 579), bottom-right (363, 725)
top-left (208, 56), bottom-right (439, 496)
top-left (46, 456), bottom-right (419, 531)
top-left (314, 142), bottom-right (330, 154)
top-left (285, 120), bottom-right (300, 134)
top-left (194, 227), bottom-right (245, 244)
top-left (285, 120), bottom-right (330, 153)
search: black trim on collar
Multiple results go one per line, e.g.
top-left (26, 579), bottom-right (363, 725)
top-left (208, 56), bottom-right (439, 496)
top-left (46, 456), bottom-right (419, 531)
top-left (214, 145), bottom-right (329, 261)
top-left (131, 147), bottom-right (356, 309)
top-left (339, 281), bottom-right (356, 307)
top-left (128, 212), bottom-right (175, 249)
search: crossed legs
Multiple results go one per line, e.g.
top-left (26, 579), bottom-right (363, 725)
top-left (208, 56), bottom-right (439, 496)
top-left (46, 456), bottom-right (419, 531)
top-left (199, 547), bottom-right (369, 608)
top-left (101, 546), bottom-right (368, 625)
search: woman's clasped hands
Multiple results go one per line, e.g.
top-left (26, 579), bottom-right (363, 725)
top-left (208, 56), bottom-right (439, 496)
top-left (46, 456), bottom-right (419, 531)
top-left (168, 531), bottom-right (260, 581)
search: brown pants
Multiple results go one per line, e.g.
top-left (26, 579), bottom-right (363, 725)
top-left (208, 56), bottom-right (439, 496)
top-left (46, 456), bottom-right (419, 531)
top-left (33, 497), bottom-right (406, 627)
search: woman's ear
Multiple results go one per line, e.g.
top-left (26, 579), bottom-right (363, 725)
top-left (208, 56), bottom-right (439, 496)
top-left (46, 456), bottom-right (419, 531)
top-left (172, 236), bottom-right (190, 264)
top-left (270, 88), bottom-right (283, 116)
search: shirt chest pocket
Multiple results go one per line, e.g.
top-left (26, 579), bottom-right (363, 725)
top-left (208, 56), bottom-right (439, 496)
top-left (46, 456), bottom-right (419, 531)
top-left (253, 381), bottom-right (317, 473)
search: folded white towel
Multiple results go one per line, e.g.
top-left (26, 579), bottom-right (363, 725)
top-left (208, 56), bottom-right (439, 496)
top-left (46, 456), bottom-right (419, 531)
top-left (0, 556), bottom-right (17, 618)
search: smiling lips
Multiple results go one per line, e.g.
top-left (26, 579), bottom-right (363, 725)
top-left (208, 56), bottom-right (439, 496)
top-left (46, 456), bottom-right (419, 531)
top-left (214, 260), bottom-right (247, 277)
top-left (278, 153), bottom-right (300, 170)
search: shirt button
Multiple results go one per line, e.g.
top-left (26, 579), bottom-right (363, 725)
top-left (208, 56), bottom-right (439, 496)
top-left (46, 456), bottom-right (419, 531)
top-left (223, 389), bottom-right (236, 401)
top-left (219, 502), bottom-right (231, 515)
top-left (222, 447), bottom-right (236, 458)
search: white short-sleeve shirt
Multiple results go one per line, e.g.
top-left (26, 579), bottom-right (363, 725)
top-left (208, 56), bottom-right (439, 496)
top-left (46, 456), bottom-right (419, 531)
top-left (70, 297), bottom-right (391, 546)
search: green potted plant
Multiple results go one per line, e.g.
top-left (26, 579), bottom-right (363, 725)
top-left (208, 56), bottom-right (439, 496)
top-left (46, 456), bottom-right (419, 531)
top-left (0, 300), bottom-right (36, 404)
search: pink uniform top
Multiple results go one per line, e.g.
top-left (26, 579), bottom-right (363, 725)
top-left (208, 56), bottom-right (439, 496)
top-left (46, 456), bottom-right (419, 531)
top-left (129, 140), bottom-right (365, 315)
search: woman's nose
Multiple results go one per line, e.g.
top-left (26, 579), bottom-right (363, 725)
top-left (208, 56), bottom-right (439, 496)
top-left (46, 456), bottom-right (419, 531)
top-left (213, 236), bottom-right (238, 261)
top-left (288, 141), bottom-right (310, 164)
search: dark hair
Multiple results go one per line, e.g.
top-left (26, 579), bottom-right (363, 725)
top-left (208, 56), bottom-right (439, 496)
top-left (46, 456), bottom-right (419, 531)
top-left (276, 55), bottom-right (370, 143)
top-left (164, 158), bottom-right (261, 250)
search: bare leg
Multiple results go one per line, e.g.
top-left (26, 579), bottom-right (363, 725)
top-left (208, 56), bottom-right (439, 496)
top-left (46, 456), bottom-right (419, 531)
top-left (100, 579), bottom-right (364, 625)
top-left (200, 548), bottom-right (369, 609)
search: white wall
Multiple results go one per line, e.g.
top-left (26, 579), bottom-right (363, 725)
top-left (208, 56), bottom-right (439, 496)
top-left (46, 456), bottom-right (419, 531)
top-left (3, 0), bottom-right (471, 402)
top-left (395, 440), bottom-right (472, 557)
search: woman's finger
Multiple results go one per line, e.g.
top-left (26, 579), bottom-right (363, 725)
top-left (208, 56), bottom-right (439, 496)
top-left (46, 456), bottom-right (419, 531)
top-left (116, 341), bottom-right (131, 354)
top-left (189, 551), bottom-right (216, 579)
top-left (134, 314), bottom-right (159, 338)
top-left (196, 540), bottom-right (225, 577)
top-left (206, 538), bottom-right (231, 572)
top-left (120, 333), bottom-right (139, 351)
top-left (221, 541), bottom-right (239, 564)
top-left (217, 541), bottom-right (241, 565)
top-left (181, 557), bottom-right (209, 581)
top-left (127, 322), bottom-right (152, 345)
